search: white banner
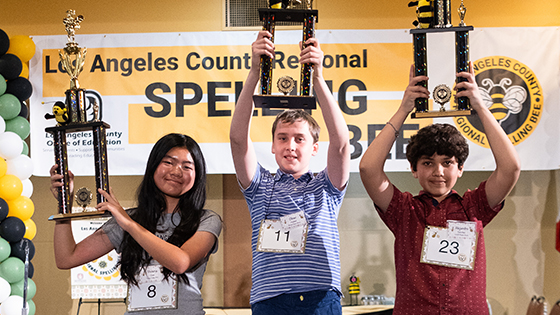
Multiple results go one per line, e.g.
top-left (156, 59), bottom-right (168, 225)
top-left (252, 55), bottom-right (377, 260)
top-left (70, 213), bottom-right (126, 299)
top-left (28, 28), bottom-right (560, 176)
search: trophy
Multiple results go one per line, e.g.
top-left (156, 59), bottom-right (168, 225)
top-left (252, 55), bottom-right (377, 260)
top-left (410, 0), bottom-right (474, 118)
top-left (252, 0), bottom-right (317, 109)
top-left (46, 10), bottom-right (111, 221)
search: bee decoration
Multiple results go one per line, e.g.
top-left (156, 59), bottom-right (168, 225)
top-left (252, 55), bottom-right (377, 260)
top-left (44, 101), bottom-right (70, 126)
top-left (408, 0), bottom-right (434, 29)
top-left (268, 0), bottom-right (303, 9)
top-left (348, 274), bottom-right (361, 305)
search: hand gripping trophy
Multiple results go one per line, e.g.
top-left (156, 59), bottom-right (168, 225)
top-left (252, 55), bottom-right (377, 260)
top-left (46, 10), bottom-right (111, 220)
top-left (252, 0), bottom-right (318, 109)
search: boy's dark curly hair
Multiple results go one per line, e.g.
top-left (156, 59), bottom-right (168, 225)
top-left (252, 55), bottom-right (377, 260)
top-left (406, 123), bottom-right (469, 171)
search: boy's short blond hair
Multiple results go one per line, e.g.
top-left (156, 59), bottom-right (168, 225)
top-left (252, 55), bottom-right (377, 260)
top-left (271, 109), bottom-right (321, 143)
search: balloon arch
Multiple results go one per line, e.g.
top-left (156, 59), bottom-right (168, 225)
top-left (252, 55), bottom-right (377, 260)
top-left (0, 28), bottom-right (37, 315)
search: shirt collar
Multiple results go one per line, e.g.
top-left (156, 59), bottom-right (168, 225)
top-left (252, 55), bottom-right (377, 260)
top-left (418, 189), bottom-right (460, 203)
top-left (274, 168), bottom-right (313, 181)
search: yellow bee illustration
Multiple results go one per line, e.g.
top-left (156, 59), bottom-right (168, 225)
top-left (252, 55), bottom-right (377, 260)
top-left (479, 78), bottom-right (525, 125)
top-left (408, 0), bottom-right (433, 29)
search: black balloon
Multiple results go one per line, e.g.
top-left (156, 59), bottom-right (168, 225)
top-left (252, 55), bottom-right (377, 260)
top-left (0, 217), bottom-right (25, 242)
top-left (0, 54), bottom-right (22, 80)
top-left (0, 29), bottom-right (8, 56)
top-left (10, 238), bottom-right (35, 262)
top-left (0, 198), bottom-right (8, 221)
top-left (6, 77), bottom-right (32, 102)
top-left (18, 101), bottom-right (29, 119)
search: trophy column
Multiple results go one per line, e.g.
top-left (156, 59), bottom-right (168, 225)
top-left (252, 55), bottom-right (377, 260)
top-left (455, 30), bottom-right (470, 110)
top-left (65, 88), bottom-right (88, 123)
top-left (52, 130), bottom-right (71, 215)
top-left (413, 33), bottom-right (428, 112)
top-left (300, 12), bottom-right (316, 97)
top-left (93, 123), bottom-right (109, 204)
top-left (260, 11), bottom-right (276, 96)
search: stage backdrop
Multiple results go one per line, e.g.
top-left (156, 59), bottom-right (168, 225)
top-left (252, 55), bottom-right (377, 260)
top-left (29, 27), bottom-right (560, 176)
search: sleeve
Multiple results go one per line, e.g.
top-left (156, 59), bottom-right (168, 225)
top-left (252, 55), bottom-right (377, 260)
top-left (374, 185), bottom-right (413, 233)
top-left (198, 210), bottom-right (223, 254)
top-left (100, 217), bottom-right (125, 253)
top-left (464, 181), bottom-right (504, 226)
top-left (240, 163), bottom-right (263, 199)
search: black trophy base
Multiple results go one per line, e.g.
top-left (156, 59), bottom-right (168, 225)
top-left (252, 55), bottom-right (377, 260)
top-left (48, 210), bottom-right (110, 221)
top-left (253, 95), bottom-right (316, 109)
top-left (45, 121), bottom-right (111, 133)
top-left (412, 109), bottom-right (473, 119)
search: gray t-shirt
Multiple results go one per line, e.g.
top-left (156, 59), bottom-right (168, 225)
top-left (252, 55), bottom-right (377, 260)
top-left (101, 209), bottom-right (222, 315)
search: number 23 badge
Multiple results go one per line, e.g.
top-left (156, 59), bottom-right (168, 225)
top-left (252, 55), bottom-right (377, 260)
top-left (420, 220), bottom-right (478, 270)
top-left (257, 211), bottom-right (308, 254)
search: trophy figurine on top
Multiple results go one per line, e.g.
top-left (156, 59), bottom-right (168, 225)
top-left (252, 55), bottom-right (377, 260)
top-left (252, 0), bottom-right (318, 109)
top-left (46, 10), bottom-right (111, 221)
top-left (408, 0), bottom-right (474, 118)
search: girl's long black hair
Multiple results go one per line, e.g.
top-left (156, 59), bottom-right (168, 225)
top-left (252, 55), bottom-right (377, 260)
top-left (118, 133), bottom-right (207, 286)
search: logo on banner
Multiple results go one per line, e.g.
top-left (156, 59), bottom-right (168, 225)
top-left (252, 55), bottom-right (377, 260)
top-left (82, 252), bottom-right (120, 281)
top-left (454, 56), bottom-right (543, 147)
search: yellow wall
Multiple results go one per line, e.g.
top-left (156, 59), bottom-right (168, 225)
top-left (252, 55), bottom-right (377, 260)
top-left (2, 1), bottom-right (560, 314)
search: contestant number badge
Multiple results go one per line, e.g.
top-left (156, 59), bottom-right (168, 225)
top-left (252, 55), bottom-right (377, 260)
top-left (421, 220), bottom-right (478, 270)
top-left (257, 211), bottom-right (308, 254)
top-left (127, 264), bottom-right (177, 312)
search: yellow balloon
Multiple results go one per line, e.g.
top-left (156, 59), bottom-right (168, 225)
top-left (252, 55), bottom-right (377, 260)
top-left (0, 174), bottom-right (22, 200)
top-left (0, 159), bottom-right (6, 177)
top-left (7, 195), bottom-right (34, 221)
top-left (20, 63), bottom-right (29, 79)
top-left (23, 218), bottom-right (36, 240)
top-left (6, 35), bottom-right (36, 63)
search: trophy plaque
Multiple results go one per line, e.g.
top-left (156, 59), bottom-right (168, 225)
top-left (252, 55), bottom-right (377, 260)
top-left (410, 0), bottom-right (474, 118)
top-left (252, 0), bottom-right (317, 109)
top-left (47, 10), bottom-right (111, 221)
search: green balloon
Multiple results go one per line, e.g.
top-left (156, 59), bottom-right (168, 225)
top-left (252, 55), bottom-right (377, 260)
top-left (27, 299), bottom-right (36, 315)
top-left (0, 238), bottom-right (10, 262)
top-left (0, 74), bottom-right (6, 96)
top-left (10, 278), bottom-right (36, 300)
top-left (5, 116), bottom-right (30, 140)
top-left (0, 256), bottom-right (24, 283)
top-left (21, 140), bottom-right (28, 155)
top-left (0, 94), bottom-right (20, 120)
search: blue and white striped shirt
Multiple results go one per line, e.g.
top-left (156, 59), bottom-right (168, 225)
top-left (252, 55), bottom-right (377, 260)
top-left (242, 164), bottom-right (347, 304)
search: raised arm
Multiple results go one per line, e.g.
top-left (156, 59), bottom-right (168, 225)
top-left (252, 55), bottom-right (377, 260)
top-left (96, 188), bottom-right (218, 275)
top-left (230, 31), bottom-right (274, 189)
top-left (300, 38), bottom-right (350, 190)
top-left (359, 65), bottom-right (429, 212)
top-left (456, 63), bottom-right (521, 207)
top-left (50, 164), bottom-right (115, 269)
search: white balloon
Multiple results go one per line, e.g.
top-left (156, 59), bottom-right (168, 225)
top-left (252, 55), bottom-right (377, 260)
top-left (0, 277), bottom-right (10, 303)
top-left (0, 295), bottom-right (28, 315)
top-left (6, 155), bottom-right (33, 180)
top-left (20, 179), bottom-right (33, 198)
top-left (0, 132), bottom-right (23, 160)
top-left (0, 116), bottom-right (5, 134)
